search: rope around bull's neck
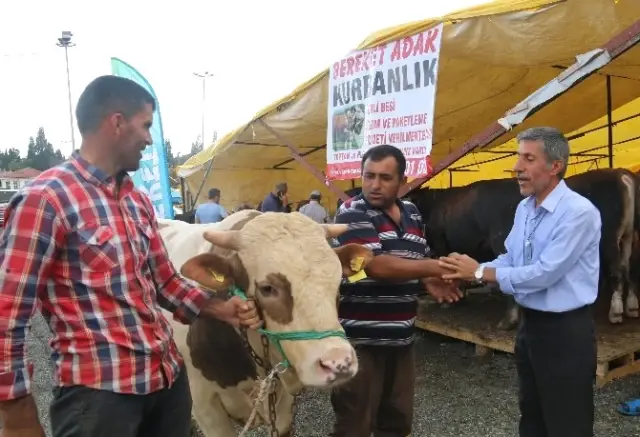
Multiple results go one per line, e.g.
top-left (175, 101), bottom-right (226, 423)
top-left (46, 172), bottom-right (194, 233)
top-left (228, 285), bottom-right (346, 368)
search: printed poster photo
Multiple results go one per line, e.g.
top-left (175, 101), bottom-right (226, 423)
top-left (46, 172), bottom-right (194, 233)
top-left (332, 104), bottom-right (366, 151)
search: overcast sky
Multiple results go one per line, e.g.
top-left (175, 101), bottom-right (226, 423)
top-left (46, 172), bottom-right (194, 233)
top-left (0, 0), bottom-right (486, 158)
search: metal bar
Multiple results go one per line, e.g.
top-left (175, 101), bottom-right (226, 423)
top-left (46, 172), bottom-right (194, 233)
top-left (606, 75), bottom-right (614, 168)
top-left (257, 119), bottom-right (350, 202)
top-left (398, 18), bottom-right (640, 198)
top-left (64, 46), bottom-right (76, 155)
top-left (273, 145), bottom-right (326, 169)
top-left (566, 111), bottom-right (640, 141)
top-left (180, 177), bottom-right (187, 211)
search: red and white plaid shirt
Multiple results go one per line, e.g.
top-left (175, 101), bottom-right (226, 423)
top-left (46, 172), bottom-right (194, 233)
top-left (0, 154), bottom-right (211, 401)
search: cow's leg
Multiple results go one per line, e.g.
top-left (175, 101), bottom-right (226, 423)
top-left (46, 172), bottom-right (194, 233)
top-left (497, 294), bottom-right (521, 331)
top-left (609, 287), bottom-right (625, 324)
top-left (626, 285), bottom-right (639, 318)
top-left (614, 173), bottom-right (635, 323)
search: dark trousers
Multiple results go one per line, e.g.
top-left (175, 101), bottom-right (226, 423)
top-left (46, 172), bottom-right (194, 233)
top-left (50, 367), bottom-right (192, 437)
top-left (330, 344), bottom-right (414, 437)
top-left (516, 305), bottom-right (596, 437)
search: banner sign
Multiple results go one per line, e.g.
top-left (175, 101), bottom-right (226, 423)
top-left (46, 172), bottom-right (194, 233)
top-left (110, 57), bottom-right (174, 219)
top-left (326, 23), bottom-right (444, 180)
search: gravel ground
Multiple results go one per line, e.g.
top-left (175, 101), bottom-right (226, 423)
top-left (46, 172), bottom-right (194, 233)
top-left (3, 312), bottom-right (639, 437)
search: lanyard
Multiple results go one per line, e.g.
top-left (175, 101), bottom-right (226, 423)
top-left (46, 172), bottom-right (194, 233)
top-left (523, 208), bottom-right (547, 265)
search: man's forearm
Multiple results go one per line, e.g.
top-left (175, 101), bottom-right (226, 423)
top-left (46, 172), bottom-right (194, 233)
top-left (365, 254), bottom-right (445, 281)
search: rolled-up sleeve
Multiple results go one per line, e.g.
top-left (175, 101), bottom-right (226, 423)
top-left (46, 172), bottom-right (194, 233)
top-left (145, 201), bottom-right (212, 324)
top-left (495, 208), bottom-right (600, 295)
top-left (0, 190), bottom-right (61, 401)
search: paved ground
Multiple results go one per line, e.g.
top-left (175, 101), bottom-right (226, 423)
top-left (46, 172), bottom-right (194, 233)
top-left (3, 312), bottom-right (639, 437)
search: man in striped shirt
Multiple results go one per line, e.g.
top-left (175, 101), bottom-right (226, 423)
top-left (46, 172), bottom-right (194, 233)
top-left (330, 144), bottom-right (462, 437)
top-left (0, 76), bottom-right (260, 437)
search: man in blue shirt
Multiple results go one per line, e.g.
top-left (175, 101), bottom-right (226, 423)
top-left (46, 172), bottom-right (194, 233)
top-left (440, 127), bottom-right (600, 437)
top-left (195, 188), bottom-right (228, 224)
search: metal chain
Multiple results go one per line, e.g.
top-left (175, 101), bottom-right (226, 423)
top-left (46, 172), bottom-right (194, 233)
top-left (237, 298), bottom-right (284, 437)
top-left (289, 393), bottom-right (300, 436)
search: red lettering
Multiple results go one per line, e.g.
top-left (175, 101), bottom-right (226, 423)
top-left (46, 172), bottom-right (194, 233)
top-left (339, 59), bottom-right (347, 78)
top-left (390, 40), bottom-right (402, 62)
top-left (401, 37), bottom-right (414, 59)
top-left (354, 53), bottom-right (364, 72)
top-left (377, 45), bottom-right (387, 64)
top-left (332, 62), bottom-right (340, 80)
top-left (424, 27), bottom-right (439, 53)
top-left (346, 56), bottom-right (355, 76)
top-left (413, 33), bottom-right (425, 56)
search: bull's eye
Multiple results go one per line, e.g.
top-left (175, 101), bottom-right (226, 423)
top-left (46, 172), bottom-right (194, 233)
top-left (258, 284), bottom-right (277, 297)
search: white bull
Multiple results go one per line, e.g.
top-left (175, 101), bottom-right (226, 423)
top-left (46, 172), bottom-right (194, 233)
top-left (157, 209), bottom-right (373, 436)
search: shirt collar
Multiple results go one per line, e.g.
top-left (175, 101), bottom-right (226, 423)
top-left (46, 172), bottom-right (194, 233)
top-left (357, 193), bottom-right (406, 212)
top-left (525, 179), bottom-right (568, 214)
top-left (70, 151), bottom-right (133, 191)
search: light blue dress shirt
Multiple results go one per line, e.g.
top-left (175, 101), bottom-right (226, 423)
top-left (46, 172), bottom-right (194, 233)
top-left (481, 179), bottom-right (601, 312)
top-left (195, 202), bottom-right (228, 224)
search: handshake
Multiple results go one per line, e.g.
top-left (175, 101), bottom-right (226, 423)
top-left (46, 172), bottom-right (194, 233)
top-left (422, 253), bottom-right (482, 304)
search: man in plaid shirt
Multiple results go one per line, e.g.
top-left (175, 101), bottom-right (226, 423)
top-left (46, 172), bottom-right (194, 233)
top-left (0, 76), bottom-right (260, 437)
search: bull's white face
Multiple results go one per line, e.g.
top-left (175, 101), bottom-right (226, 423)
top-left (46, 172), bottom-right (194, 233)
top-left (181, 210), bottom-right (373, 389)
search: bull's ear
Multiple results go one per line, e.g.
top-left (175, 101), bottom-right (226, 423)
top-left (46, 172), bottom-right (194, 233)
top-left (333, 244), bottom-right (375, 277)
top-left (180, 253), bottom-right (235, 291)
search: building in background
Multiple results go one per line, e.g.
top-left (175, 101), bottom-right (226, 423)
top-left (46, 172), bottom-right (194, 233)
top-left (0, 168), bottom-right (42, 227)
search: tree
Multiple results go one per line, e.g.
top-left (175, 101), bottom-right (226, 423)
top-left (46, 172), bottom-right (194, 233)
top-left (164, 139), bottom-right (175, 167)
top-left (190, 137), bottom-right (204, 156)
top-left (25, 127), bottom-right (65, 171)
top-left (0, 148), bottom-right (23, 171)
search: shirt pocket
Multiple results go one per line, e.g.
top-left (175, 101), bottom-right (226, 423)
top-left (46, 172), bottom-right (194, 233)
top-left (136, 222), bottom-right (154, 259)
top-left (77, 225), bottom-right (119, 272)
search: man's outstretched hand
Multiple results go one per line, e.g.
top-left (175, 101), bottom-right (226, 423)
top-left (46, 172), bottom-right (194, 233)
top-left (422, 277), bottom-right (463, 304)
top-left (201, 296), bottom-right (263, 329)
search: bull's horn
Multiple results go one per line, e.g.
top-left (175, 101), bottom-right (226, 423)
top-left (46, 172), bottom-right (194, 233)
top-left (203, 230), bottom-right (241, 251)
top-left (321, 224), bottom-right (349, 239)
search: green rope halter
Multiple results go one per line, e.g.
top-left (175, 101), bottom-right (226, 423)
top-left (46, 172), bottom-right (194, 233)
top-left (228, 285), bottom-right (346, 369)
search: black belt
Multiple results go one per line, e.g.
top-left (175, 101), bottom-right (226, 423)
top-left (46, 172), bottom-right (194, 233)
top-left (522, 304), bottom-right (591, 320)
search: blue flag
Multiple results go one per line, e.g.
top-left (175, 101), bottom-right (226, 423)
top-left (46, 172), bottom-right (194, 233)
top-left (110, 57), bottom-right (174, 219)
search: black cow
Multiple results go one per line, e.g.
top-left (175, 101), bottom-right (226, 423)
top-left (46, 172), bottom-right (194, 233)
top-left (407, 168), bottom-right (639, 330)
top-left (174, 210), bottom-right (196, 224)
top-left (336, 170), bottom-right (639, 330)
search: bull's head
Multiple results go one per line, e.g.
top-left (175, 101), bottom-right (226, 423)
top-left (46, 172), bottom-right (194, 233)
top-left (179, 211), bottom-right (373, 391)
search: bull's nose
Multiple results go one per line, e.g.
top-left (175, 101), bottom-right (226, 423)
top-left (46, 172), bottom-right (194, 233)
top-left (318, 347), bottom-right (355, 378)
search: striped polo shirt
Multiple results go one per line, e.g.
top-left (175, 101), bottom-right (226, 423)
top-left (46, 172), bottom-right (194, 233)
top-left (334, 193), bottom-right (430, 346)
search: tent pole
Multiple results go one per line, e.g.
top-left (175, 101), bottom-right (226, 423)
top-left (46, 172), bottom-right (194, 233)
top-left (606, 75), bottom-right (613, 168)
top-left (398, 17), bottom-right (640, 198)
top-left (257, 118), bottom-right (350, 202)
top-left (190, 124), bottom-right (252, 207)
top-left (179, 177), bottom-right (187, 212)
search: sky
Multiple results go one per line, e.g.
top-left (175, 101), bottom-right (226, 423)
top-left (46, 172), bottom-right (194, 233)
top-left (0, 0), bottom-right (487, 159)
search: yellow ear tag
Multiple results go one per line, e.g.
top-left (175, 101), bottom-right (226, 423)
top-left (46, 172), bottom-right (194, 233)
top-left (347, 257), bottom-right (367, 283)
top-left (350, 256), bottom-right (364, 272)
top-left (347, 269), bottom-right (367, 283)
top-left (210, 270), bottom-right (225, 283)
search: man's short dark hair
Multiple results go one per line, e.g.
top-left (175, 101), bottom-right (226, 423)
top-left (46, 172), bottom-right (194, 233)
top-left (361, 144), bottom-right (406, 177)
top-left (208, 188), bottom-right (221, 199)
top-left (75, 75), bottom-right (156, 135)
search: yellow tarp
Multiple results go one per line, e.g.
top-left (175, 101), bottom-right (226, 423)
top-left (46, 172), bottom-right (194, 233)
top-left (178, 0), bottom-right (640, 212)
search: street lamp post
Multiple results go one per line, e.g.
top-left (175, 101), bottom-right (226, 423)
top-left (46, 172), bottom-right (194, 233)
top-left (56, 31), bottom-right (76, 156)
top-left (193, 71), bottom-right (214, 149)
